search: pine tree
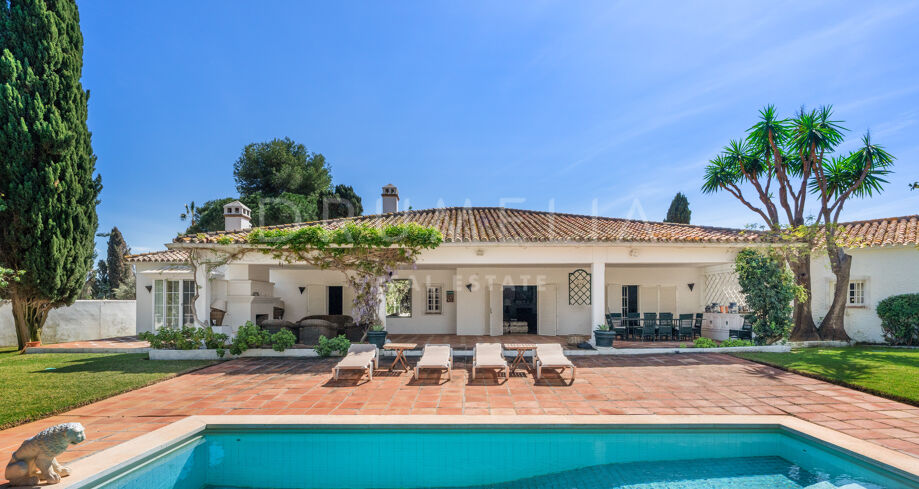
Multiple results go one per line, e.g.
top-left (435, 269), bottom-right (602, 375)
top-left (664, 192), bottom-right (691, 224)
top-left (106, 227), bottom-right (130, 291)
top-left (0, 0), bottom-right (101, 349)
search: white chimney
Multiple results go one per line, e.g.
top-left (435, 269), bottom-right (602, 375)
top-left (223, 200), bottom-right (251, 232)
top-left (381, 184), bottom-right (399, 213)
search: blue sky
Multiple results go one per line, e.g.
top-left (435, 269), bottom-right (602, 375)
top-left (79, 1), bottom-right (919, 254)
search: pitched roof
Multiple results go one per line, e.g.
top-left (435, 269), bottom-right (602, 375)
top-left (125, 249), bottom-right (189, 263)
top-left (173, 207), bottom-right (762, 245)
top-left (833, 215), bottom-right (919, 248)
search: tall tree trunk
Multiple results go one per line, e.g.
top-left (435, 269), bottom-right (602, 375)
top-left (820, 246), bottom-right (853, 341)
top-left (10, 296), bottom-right (50, 350)
top-left (788, 254), bottom-right (821, 341)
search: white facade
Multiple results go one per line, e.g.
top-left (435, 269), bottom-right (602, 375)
top-left (810, 245), bottom-right (919, 343)
top-left (135, 243), bottom-right (742, 338)
top-left (132, 213), bottom-right (919, 343)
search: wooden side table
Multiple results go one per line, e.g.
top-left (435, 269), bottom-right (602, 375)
top-left (383, 343), bottom-right (417, 371)
top-left (503, 343), bottom-right (537, 373)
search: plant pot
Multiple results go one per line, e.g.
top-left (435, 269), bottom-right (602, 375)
top-left (367, 330), bottom-right (388, 348)
top-left (25, 341), bottom-right (42, 348)
top-left (594, 330), bottom-right (615, 347)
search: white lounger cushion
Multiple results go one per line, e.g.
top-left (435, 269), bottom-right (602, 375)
top-left (415, 344), bottom-right (453, 380)
top-left (474, 343), bottom-right (507, 367)
top-left (534, 343), bottom-right (575, 382)
top-left (332, 344), bottom-right (378, 380)
top-left (535, 343), bottom-right (572, 367)
top-left (417, 345), bottom-right (452, 368)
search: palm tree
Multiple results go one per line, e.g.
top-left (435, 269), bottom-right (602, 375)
top-left (180, 201), bottom-right (197, 226)
top-left (703, 105), bottom-right (894, 341)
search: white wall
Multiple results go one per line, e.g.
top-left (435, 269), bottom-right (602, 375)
top-left (606, 266), bottom-right (705, 315)
top-left (453, 266), bottom-right (592, 336)
top-left (0, 300), bottom-right (136, 346)
top-left (387, 269), bottom-right (458, 334)
top-left (811, 246), bottom-right (919, 343)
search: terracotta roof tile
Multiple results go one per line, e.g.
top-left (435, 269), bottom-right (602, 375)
top-left (125, 249), bottom-right (189, 263)
top-left (173, 207), bottom-right (762, 245)
top-left (834, 215), bottom-right (919, 248)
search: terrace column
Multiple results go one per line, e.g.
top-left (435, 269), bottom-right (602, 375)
top-left (590, 260), bottom-right (606, 345)
top-left (193, 254), bottom-right (211, 327)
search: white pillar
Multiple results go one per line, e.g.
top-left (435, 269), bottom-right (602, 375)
top-left (193, 257), bottom-right (211, 327)
top-left (590, 260), bottom-right (606, 345)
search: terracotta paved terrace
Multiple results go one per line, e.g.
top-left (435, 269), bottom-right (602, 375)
top-left (4, 353), bottom-right (919, 486)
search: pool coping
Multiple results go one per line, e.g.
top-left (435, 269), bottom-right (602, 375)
top-left (52, 415), bottom-right (919, 488)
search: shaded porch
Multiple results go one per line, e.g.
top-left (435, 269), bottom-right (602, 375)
top-left (386, 333), bottom-right (693, 350)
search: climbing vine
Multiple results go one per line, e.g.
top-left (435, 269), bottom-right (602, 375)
top-left (247, 223), bottom-right (442, 335)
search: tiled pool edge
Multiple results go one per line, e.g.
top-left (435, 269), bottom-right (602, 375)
top-left (53, 415), bottom-right (919, 489)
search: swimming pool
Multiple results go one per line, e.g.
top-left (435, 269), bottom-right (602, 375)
top-left (63, 417), bottom-right (919, 489)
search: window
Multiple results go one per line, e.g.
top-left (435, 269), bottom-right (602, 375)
top-left (153, 279), bottom-right (197, 328)
top-left (386, 279), bottom-right (412, 317)
top-left (848, 280), bottom-right (865, 306)
top-left (426, 285), bottom-right (442, 314)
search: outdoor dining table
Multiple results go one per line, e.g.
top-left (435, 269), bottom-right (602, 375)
top-left (383, 342), bottom-right (417, 371)
top-left (503, 343), bottom-right (538, 373)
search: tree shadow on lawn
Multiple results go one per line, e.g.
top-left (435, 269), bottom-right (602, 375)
top-left (30, 354), bottom-right (214, 375)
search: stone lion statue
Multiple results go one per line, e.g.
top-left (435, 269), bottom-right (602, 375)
top-left (5, 422), bottom-right (86, 486)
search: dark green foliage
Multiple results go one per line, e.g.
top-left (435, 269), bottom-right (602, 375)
top-left (233, 137), bottom-right (331, 198)
top-left (735, 249), bottom-right (798, 344)
top-left (0, 0), bottom-right (101, 347)
top-left (315, 335), bottom-right (351, 357)
top-left (90, 259), bottom-right (110, 299)
top-left (270, 329), bottom-right (296, 352)
top-left (228, 321), bottom-right (271, 355)
top-left (183, 192), bottom-right (320, 233)
top-left (876, 294), bottom-right (919, 345)
top-left (139, 326), bottom-right (229, 357)
top-left (183, 138), bottom-right (362, 234)
top-left (664, 192), bottom-right (691, 224)
top-left (105, 227), bottom-right (130, 291)
top-left (318, 184), bottom-right (363, 219)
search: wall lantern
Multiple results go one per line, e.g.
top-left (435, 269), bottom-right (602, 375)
top-left (687, 283), bottom-right (695, 292)
top-left (145, 285), bottom-right (153, 293)
top-left (465, 283), bottom-right (473, 292)
top-left (298, 286), bottom-right (306, 295)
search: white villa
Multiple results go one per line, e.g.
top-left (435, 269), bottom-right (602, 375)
top-left (126, 186), bottom-right (919, 344)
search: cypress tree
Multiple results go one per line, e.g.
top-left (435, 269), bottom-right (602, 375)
top-left (664, 192), bottom-right (691, 224)
top-left (0, 0), bottom-right (101, 349)
top-left (105, 227), bottom-right (130, 291)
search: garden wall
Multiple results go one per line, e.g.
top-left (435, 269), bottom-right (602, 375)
top-left (0, 300), bottom-right (136, 347)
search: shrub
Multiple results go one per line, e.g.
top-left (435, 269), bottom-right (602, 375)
top-left (877, 294), bottom-right (919, 345)
top-left (270, 329), bottom-right (297, 352)
top-left (735, 248), bottom-right (801, 344)
top-left (720, 339), bottom-right (753, 348)
top-left (140, 326), bottom-right (230, 357)
top-left (229, 321), bottom-right (271, 356)
top-left (693, 337), bottom-right (717, 348)
top-left (315, 335), bottom-right (351, 357)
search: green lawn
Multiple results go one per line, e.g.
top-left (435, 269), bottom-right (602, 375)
top-left (733, 346), bottom-right (919, 404)
top-left (0, 347), bottom-right (215, 429)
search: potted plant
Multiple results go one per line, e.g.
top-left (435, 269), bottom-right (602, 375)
top-left (366, 323), bottom-right (388, 348)
top-left (594, 323), bottom-right (614, 347)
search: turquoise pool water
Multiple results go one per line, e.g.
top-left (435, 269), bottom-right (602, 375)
top-left (77, 426), bottom-right (919, 489)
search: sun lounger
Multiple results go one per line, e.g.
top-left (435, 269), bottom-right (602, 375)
top-left (472, 343), bottom-right (508, 380)
top-left (534, 343), bottom-right (575, 382)
top-left (332, 344), bottom-right (378, 381)
top-left (414, 344), bottom-right (453, 380)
